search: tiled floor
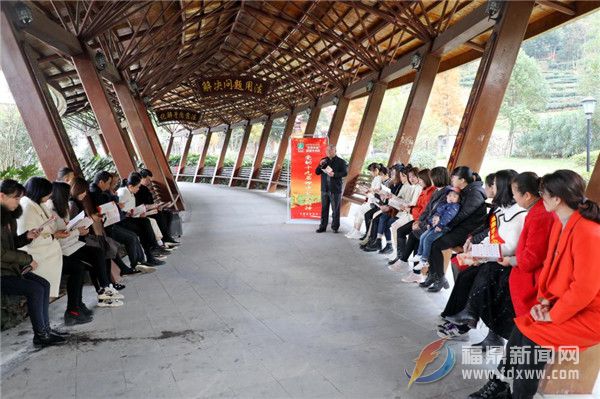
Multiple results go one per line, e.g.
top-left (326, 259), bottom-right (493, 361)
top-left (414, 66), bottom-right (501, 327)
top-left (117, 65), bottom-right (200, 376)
top-left (2, 182), bottom-right (503, 399)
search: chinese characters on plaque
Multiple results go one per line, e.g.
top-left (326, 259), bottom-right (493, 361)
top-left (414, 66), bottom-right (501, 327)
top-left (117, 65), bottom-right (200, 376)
top-left (155, 109), bottom-right (201, 124)
top-left (199, 76), bottom-right (270, 97)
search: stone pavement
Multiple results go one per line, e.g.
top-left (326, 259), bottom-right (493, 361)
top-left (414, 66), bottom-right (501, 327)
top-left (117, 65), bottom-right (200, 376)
top-left (2, 182), bottom-right (497, 399)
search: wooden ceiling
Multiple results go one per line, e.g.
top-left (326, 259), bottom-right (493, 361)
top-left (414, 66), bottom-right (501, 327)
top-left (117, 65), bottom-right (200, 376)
top-left (22, 0), bottom-right (599, 128)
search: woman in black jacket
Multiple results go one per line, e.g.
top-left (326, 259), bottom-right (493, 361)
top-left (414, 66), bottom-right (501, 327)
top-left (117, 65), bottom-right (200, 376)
top-left (422, 166), bottom-right (487, 292)
top-left (0, 179), bottom-right (67, 347)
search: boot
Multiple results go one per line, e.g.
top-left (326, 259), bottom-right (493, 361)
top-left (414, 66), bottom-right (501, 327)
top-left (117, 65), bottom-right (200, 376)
top-left (468, 377), bottom-right (511, 399)
top-left (445, 305), bottom-right (478, 328)
top-left (363, 238), bottom-right (382, 252)
top-left (427, 275), bottom-right (450, 292)
top-left (419, 272), bottom-right (436, 288)
top-left (474, 330), bottom-right (505, 351)
top-left (378, 243), bottom-right (393, 254)
top-left (360, 237), bottom-right (377, 250)
top-left (33, 330), bottom-right (67, 347)
top-left (64, 309), bottom-right (93, 326)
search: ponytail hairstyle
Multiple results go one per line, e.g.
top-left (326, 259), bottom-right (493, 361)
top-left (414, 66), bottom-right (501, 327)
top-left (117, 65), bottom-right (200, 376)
top-left (124, 172), bottom-right (142, 188)
top-left (492, 169), bottom-right (518, 207)
top-left (512, 172), bottom-right (541, 198)
top-left (451, 166), bottom-right (476, 184)
top-left (50, 182), bottom-right (71, 219)
top-left (379, 164), bottom-right (388, 176)
top-left (367, 162), bottom-right (380, 173)
top-left (541, 170), bottom-right (600, 223)
top-left (472, 172), bottom-right (482, 182)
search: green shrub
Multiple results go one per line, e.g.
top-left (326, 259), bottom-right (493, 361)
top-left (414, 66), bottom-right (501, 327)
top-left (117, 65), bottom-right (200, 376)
top-left (409, 150), bottom-right (437, 169)
top-left (169, 155), bottom-right (181, 167)
top-left (0, 164), bottom-right (42, 182)
top-left (186, 153), bottom-right (199, 166)
top-left (81, 156), bottom-right (115, 181)
top-left (204, 155), bottom-right (217, 167)
top-left (570, 149), bottom-right (600, 167)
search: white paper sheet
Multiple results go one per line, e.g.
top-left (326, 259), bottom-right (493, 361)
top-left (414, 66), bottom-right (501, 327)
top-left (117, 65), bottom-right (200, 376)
top-left (98, 202), bottom-right (120, 227)
top-left (66, 211), bottom-right (86, 231)
top-left (471, 243), bottom-right (502, 259)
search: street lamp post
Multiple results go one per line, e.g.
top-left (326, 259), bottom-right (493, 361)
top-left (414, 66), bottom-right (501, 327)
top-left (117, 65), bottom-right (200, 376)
top-left (581, 97), bottom-right (597, 172)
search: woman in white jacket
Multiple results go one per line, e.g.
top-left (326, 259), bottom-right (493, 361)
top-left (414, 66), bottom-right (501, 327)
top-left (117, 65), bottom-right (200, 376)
top-left (346, 163), bottom-right (385, 239)
top-left (17, 177), bottom-right (89, 325)
top-left (47, 182), bottom-right (124, 310)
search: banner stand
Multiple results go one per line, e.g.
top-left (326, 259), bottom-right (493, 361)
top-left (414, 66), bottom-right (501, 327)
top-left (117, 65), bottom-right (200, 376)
top-left (286, 137), bottom-right (328, 224)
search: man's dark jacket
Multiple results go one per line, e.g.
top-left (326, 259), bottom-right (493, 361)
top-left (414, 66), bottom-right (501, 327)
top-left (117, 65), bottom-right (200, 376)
top-left (315, 156), bottom-right (348, 194)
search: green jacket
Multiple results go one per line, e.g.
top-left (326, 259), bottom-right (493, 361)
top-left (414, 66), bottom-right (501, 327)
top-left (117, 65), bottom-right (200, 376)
top-left (1, 205), bottom-right (33, 277)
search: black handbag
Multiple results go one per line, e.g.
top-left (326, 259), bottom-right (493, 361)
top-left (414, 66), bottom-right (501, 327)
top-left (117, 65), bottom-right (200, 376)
top-left (86, 234), bottom-right (119, 259)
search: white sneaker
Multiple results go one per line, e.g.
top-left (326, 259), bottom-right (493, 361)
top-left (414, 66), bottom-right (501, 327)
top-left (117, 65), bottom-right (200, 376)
top-left (135, 265), bottom-right (156, 273)
top-left (407, 254), bottom-right (421, 263)
top-left (413, 261), bottom-right (428, 272)
top-left (401, 272), bottom-right (424, 283)
top-left (97, 298), bottom-right (124, 307)
top-left (345, 229), bottom-right (362, 239)
top-left (98, 287), bottom-right (124, 301)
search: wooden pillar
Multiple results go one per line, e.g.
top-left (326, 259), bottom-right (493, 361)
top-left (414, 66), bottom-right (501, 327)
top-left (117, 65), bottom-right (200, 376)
top-left (268, 110), bottom-right (298, 192)
top-left (212, 127), bottom-right (232, 184)
top-left (247, 118), bottom-right (273, 189)
top-left (176, 132), bottom-right (193, 181)
top-left (87, 136), bottom-right (98, 156)
top-left (447, 1), bottom-right (535, 172)
top-left (388, 52), bottom-right (441, 166)
top-left (114, 82), bottom-right (175, 204)
top-left (303, 104), bottom-right (322, 137)
top-left (328, 97), bottom-right (350, 146)
top-left (72, 54), bottom-right (136, 176)
top-left (194, 130), bottom-right (213, 182)
top-left (0, 11), bottom-right (81, 178)
top-left (133, 97), bottom-right (184, 210)
top-left (229, 122), bottom-right (252, 187)
top-left (165, 134), bottom-right (174, 159)
top-left (587, 154), bottom-right (600, 202)
top-left (341, 82), bottom-right (388, 215)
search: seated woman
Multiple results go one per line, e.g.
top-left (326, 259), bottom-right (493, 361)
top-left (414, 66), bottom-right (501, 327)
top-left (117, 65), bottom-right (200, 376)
top-left (469, 170), bottom-right (600, 399)
top-left (361, 165), bottom-right (403, 252)
top-left (136, 169), bottom-right (179, 246)
top-left (18, 177), bottom-right (90, 325)
top-left (117, 172), bottom-right (170, 260)
top-left (389, 167), bottom-right (450, 273)
top-left (90, 171), bottom-right (164, 267)
top-left (362, 165), bottom-right (419, 251)
top-left (375, 169), bottom-right (434, 256)
top-left (437, 170), bottom-right (529, 340)
top-left (421, 166), bottom-right (487, 292)
top-left (346, 163), bottom-right (385, 239)
top-left (1, 179), bottom-right (68, 347)
top-left (377, 166), bottom-right (422, 253)
top-left (360, 164), bottom-right (404, 249)
top-left (69, 177), bottom-right (150, 276)
top-left (47, 182), bottom-right (124, 308)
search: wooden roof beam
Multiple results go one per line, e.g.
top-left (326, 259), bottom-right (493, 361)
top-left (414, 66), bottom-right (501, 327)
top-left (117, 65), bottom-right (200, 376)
top-left (4, 1), bottom-right (83, 57)
top-left (536, 0), bottom-right (576, 15)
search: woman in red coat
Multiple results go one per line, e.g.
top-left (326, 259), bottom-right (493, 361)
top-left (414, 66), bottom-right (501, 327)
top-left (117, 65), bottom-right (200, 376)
top-left (469, 170), bottom-right (600, 399)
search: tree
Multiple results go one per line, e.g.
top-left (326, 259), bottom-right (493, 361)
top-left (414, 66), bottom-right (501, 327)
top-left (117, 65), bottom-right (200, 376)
top-left (429, 68), bottom-right (465, 137)
top-left (500, 51), bottom-right (549, 156)
top-left (0, 104), bottom-right (40, 170)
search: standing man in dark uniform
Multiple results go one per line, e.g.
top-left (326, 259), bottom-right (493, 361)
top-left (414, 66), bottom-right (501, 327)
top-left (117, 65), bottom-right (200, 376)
top-left (315, 145), bottom-right (348, 233)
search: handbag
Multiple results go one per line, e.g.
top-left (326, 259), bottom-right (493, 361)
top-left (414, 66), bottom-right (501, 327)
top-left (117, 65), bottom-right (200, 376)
top-left (85, 234), bottom-right (119, 259)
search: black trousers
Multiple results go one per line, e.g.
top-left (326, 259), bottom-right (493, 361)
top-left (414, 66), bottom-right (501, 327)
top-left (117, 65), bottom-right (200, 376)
top-left (498, 328), bottom-right (548, 399)
top-left (441, 265), bottom-right (480, 318)
top-left (61, 255), bottom-right (86, 311)
top-left (428, 226), bottom-right (471, 276)
top-left (108, 224), bottom-right (144, 267)
top-left (1, 273), bottom-right (50, 334)
top-left (397, 221), bottom-right (416, 260)
top-left (70, 245), bottom-right (110, 289)
top-left (151, 210), bottom-right (174, 241)
top-left (320, 191), bottom-right (341, 231)
top-left (119, 218), bottom-right (158, 259)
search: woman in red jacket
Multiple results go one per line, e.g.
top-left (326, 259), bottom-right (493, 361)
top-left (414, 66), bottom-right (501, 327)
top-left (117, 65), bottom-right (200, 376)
top-left (469, 170), bottom-right (600, 399)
